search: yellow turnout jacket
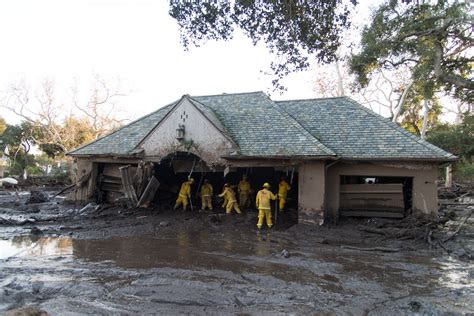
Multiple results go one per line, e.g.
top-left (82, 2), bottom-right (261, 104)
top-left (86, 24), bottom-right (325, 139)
top-left (256, 188), bottom-right (276, 210)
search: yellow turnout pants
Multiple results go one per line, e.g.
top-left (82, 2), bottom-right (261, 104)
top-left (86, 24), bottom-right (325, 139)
top-left (226, 200), bottom-right (241, 214)
top-left (279, 194), bottom-right (287, 210)
top-left (239, 191), bottom-right (251, 208)
top-left (174, 194), bottom-right (189, 210)
top-left (201, 195), bottom-right (213, 210)
top-left (221, 196), bottom-right (228, 208)
top-left (257, 208), bottom-right (272, 228)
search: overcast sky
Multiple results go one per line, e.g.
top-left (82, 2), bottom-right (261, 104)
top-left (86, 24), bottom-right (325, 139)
top-left (0, 0), bottom-right (377, 124)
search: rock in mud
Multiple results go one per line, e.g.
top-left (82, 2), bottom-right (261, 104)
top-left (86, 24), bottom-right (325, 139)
top-left (159, 221), bottom-right (170, 227)
top-left (32, 281), bottom-right (44, 294)
top-left (281, 249), bottom-right (290, 258)
top-left (26, 191), bottom-right (50, 204)
top-left (3, 306), bottom-right (48, 316)
top-left (409, 301), bottom-right (422, 312)
top-left (30, 227), bottom-right (43, 235)
top-left (78, 203), bottom-right (100, 215)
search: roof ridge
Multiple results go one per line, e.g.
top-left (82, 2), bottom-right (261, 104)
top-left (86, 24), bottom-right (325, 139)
top-left (275, 95), bottom-right (348, 103)
top-left (191, 91), bottom-right (264, 98)
top-left (344, 97), bottom-right (455, 158)
top-left (67, 100), bottom-right (178, 155)
top-left (187, 97), bottom-right (239, 147)
top-left (265, 95), bottom-right (336, 156)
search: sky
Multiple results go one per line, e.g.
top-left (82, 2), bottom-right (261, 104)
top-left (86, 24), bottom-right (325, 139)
top-left (0, 0), bottom-right (464, 169)
top-left (0, 0), bottom-right (384, 124)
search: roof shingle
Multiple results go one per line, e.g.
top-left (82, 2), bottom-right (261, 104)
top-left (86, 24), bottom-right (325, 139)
top-left (69, 91), bottom-right (455, 161)
top-left (277, 97), bottom-right (455, 160)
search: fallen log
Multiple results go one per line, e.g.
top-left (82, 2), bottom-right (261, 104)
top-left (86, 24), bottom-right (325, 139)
top-left (54, 183), bottom-right (76, 197)
top-left (341, 245), bottom-right (411, 252)
top-left (442, 211), bottom-right (472, 243)
top-left (358, 225), bottom-right (387, 235)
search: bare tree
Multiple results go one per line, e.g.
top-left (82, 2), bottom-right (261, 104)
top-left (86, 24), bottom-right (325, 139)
top-left (0, 75), bottom-right (129, 155)
top-left (71, 74), bottom-right (128, 139)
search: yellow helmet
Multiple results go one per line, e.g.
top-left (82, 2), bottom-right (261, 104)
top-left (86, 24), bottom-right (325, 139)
top-left (263, 182), bottom-right (270, 188)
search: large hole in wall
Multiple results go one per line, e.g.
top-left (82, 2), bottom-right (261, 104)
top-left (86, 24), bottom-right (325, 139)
top-left (339, 175), bottom-right (413, 218)
top-left (152, 152), bottom-right (298, 227)
top-left (93, 153), bottom-right (299, 227)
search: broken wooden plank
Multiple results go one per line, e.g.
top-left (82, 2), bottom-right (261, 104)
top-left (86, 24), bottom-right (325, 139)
top-left (119, 165), bottom-right (138, 208)
top-left (137, 176), bottom-right (160, 207)
top-left (134, 161), bottom-right (154, 199)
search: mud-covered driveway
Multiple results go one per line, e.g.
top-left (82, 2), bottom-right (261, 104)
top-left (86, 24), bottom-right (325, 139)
top-left (0, 190), bottom-right (472, 315)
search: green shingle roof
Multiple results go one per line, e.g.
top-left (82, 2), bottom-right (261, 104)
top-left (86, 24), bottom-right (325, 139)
top-left (67, 102), bottom-right (175, 156)
top-left (192, 92), bottom-right (335, 157)
top-left (69, 91), bottom-right (456, 161)
top-left (277, 97), bottom-right (456, 160)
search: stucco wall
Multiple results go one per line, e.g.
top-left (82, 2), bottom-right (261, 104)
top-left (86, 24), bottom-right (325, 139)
top-left (140, 99), bottom-right (235, 166)
top-left (298, 162), bottom-right (325, 225)
top-left (326, 162), bottom-right (438, 218)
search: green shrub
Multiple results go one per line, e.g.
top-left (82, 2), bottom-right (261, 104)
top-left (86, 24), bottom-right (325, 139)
top-left (454, 161), bottom-right (474, 182)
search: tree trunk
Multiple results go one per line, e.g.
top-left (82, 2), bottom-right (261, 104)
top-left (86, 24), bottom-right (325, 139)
top-left (335, 60), bottom-right (345, 97)
top-left (420, 99), bottom-right (430, 139)
top-left (392, 81), bottom-right (413, 123)
top-left (445, 165), bottom-right (453, 188)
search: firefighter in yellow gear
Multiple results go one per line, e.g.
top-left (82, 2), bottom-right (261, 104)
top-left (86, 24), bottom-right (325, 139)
top-left (218, 183), bottom-right (241, 214)
top-left (174, 178), bottom-right (194, 211)
top-left (220, 184), bottom-right (228, 208)
top-left (256, 182), bottom-right (276, 229)
top-left (278, 176), bottom-right (291, 211)
top-left (200, 179), bottom-right (213, 211)
top-left (238, 174), bottom-right (252, 209)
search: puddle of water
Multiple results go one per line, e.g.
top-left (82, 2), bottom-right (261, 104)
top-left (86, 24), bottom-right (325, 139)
top-left (2, 231), bottom-right (471, 295)
top-left (0, 236), bottom-right (72, 259)
top-left (0, 231), bottom-right (332, 285)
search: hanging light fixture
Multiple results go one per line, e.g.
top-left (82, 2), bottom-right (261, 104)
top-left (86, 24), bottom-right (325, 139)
top-left (176, 124), bottom-right (185, 140)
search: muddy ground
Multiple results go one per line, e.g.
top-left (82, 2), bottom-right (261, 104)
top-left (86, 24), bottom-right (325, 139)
top-left (0, 187), bottom-right (473, 315)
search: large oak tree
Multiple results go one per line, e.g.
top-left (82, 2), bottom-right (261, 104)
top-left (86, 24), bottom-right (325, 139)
top-left (349, 1), bottom-right (473, 103)
top-left (169, 0), bottom-right (356, 89)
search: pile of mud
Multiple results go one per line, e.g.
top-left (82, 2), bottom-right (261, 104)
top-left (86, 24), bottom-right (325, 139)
top-left (0, 186), bottom-right (472, 314)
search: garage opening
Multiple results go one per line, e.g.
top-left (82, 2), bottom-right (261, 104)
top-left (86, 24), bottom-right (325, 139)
top-left (93, 154), bottom-right (298, 227)
top-left (339, 175), bottom-right (413, 218)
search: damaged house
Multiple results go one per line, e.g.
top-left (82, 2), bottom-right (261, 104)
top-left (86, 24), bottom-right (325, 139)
top-left (67, 92), bottom-right (456, 225)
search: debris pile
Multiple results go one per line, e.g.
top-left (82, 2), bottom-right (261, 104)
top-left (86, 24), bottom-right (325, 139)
top-left (438, 182), bottom-right (473, 201)
top-left (359, 214), bottom-right (452, 242)
top-left (359, 203), bottom-right (473, 256)
top-left (26, 190), bottom-right (50, 204)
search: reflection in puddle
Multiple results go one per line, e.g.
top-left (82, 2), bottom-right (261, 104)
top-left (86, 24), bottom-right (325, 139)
top-left (2, 232), bottom-right (470, 293)
top-left (0, 236), bottom-right (72, 259)
top-left (0, 232), bottom-right (320, 284)
top-left (0, 232), bottom-right (286, 267)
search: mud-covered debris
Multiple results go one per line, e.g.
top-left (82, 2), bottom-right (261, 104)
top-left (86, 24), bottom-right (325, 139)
top-left (209, 215), bottom-right (221, 224)
top-left (27, 191), bottom-right (50, 204)
top-left (159, 221), bottom-right (170, 227)
top-left (3, 305), bottom-right (48, 316)
top-left (59, 225), bottom-right (83, 230)
top-left (32, 281), bottom-right (44, 294)
top-left (0, 216), bottom-right (36, 225)
top-left (30, 227), bottom-right (43, 235)
top-left (78, 203), bottom-right (101, 216)
top-left (281, 249), bottom-right (290, 258)
top-left (457, 250), bottom-right (473, 261)
top-left (409, 301), bottom-right (422, 312)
